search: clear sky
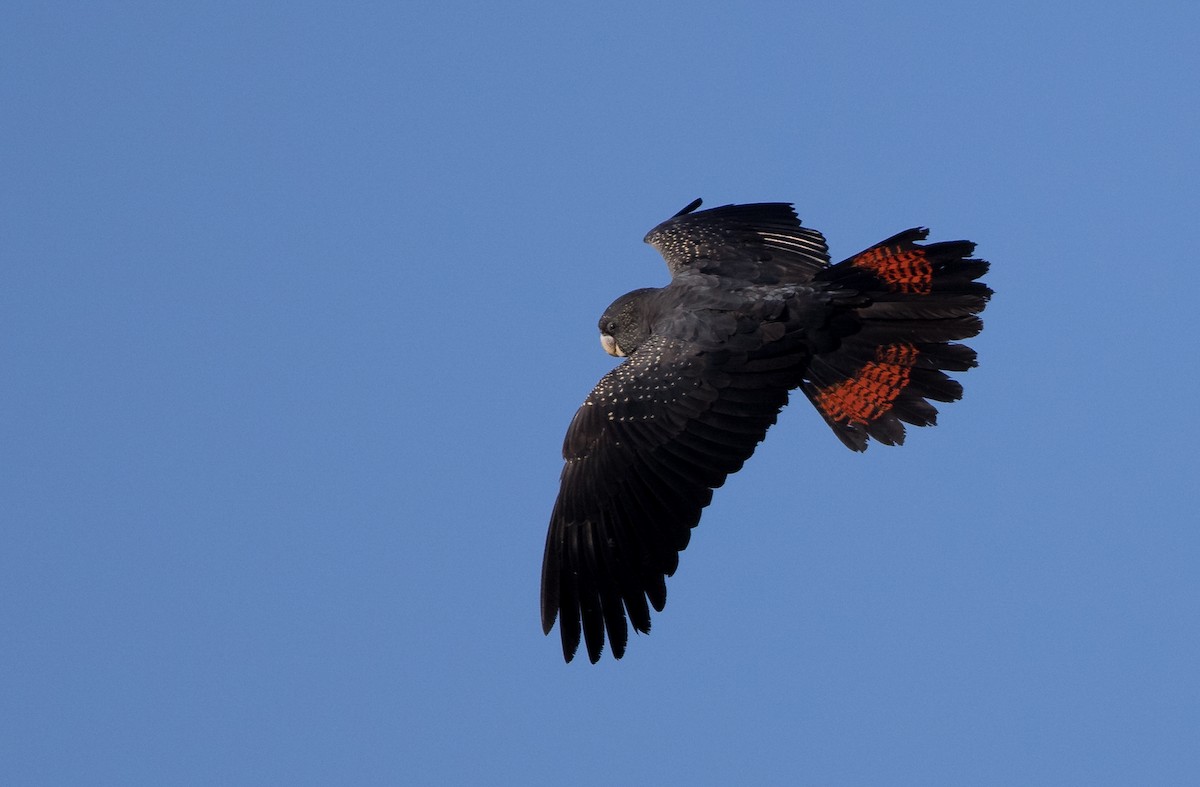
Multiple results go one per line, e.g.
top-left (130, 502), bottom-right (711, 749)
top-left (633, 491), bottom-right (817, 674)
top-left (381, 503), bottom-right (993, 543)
top-left (3, 1), bottom-right (1198, 784)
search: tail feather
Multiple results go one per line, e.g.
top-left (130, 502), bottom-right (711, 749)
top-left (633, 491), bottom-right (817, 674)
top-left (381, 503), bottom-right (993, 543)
top-left (805, 229), bottom-right (992, 451)
top-left (912, 343), bottom-right (977, 372)
top-left (890, 389), bottom-right (939, 427)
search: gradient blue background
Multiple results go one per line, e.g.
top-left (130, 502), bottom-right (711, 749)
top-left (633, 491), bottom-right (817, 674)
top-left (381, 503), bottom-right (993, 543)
top-left (4, 2), bottom-right (1198, 784)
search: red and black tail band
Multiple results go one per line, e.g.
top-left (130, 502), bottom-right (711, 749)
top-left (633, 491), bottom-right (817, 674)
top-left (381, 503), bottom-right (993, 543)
top-left (805, 228), bottom-right (992, 451)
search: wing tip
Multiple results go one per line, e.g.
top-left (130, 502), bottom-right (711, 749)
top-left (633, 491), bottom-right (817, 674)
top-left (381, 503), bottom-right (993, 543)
top-left (673, 197), bottom-right (703, 217)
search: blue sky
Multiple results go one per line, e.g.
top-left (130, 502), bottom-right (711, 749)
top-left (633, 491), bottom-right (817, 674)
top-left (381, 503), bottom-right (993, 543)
top-left (3, 1), bottom-right (1198, 783)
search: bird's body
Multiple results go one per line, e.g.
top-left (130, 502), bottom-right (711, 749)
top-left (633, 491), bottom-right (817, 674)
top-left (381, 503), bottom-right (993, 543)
top-left (542, 199), bottom-right (992, 663)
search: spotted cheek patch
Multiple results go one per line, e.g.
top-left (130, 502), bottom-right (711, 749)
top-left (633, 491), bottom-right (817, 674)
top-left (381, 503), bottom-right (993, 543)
top-left (854, 246), bottom-right (933, 295)
top-left (813, 343), bottom-right (919, 425)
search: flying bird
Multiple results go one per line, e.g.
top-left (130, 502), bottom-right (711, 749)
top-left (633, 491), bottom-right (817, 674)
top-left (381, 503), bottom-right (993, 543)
top-left (541, 199), bottom-right (992, 663)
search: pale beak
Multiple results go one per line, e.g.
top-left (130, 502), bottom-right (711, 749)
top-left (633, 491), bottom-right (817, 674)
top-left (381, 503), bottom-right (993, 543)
top-left (600, 333), bottom-right (625, 357)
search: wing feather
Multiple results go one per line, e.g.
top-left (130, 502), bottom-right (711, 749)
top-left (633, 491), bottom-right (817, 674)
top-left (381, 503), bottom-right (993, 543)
top-left (541, 333), bottom-right (800, 662)
top-left (643, 200), bottom-right (830, 284)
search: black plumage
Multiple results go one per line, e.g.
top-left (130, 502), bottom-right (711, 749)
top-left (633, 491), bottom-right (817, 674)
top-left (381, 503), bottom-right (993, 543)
top-left (542, 199), bottom-right (992, 663)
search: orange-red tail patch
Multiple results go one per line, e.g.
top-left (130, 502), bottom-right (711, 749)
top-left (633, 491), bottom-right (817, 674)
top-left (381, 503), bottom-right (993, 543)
top-left (852, 246), bottom-right (933, 295)
top-left (813, 343), bottom-right (919, 425)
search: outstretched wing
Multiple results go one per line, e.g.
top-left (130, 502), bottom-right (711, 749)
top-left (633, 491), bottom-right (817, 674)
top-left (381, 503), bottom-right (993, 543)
top-left (541, 329), bottom-right (808, 663)
top-left (644, 199), bottom-right (830, 284)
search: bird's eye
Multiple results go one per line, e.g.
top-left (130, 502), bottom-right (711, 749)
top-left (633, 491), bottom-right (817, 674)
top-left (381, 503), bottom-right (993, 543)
top-left (605, 321), bottom-right (618, 333)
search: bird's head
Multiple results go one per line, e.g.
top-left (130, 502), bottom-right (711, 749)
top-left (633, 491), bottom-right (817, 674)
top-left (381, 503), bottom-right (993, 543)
top-left (598, 288), bottom-right (658, 357)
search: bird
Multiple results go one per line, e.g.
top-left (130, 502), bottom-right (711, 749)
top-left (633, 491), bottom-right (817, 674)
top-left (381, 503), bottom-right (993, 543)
top-left (540, 198), bottom-right (993, 663)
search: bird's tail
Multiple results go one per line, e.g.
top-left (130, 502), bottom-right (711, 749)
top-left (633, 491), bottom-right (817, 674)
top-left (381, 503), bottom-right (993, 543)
top-left (804, 228), bottom-right (992, 451)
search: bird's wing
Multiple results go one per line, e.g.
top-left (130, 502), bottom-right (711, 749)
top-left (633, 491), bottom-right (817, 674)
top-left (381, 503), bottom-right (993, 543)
top-left (644, 199), bottom-right (830, 284)
top-left (541, 326), bottom-right (808, 663)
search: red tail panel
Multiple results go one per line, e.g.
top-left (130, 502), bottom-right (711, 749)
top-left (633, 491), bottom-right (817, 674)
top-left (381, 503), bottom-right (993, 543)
top-left (812, 342), bottom-right (918, 426)
top-left (850, 245), bottom-right (933, 295)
